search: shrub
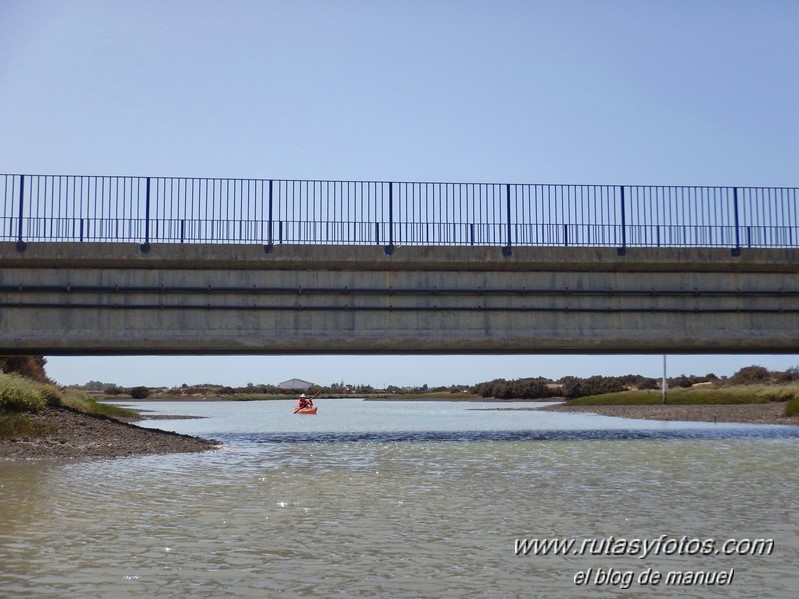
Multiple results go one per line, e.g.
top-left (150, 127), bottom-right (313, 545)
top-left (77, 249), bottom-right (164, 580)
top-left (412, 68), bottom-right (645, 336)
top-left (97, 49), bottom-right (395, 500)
top-left (128, 386), bottom-right (151, 399)
top-left (0, 356), bottom-right (52, 384)
top-left (561, 375), bottom-right (626, 399)
top-left (40, 384), bottom-right (63, 407)
top-left (731, 365), bottom-right (772, 385)
top-left (785, 398), bottom-right (799, 418)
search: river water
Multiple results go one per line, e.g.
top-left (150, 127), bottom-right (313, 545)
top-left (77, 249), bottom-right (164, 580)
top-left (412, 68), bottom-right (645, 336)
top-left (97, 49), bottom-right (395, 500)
top-left (1, 399), bottom-right (798, 598)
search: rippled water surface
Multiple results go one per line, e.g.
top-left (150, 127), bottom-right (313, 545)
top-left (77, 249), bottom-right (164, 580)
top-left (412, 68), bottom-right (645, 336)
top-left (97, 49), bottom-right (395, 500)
top-left (1, 399), bottom-right (798, 598)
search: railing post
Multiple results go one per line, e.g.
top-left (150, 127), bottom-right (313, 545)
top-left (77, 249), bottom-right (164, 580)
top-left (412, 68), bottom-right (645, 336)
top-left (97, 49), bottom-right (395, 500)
top-left (502, 183), bottom-right (512, 257)
top-left (16, 175), bottom-right (26, 252)
top-left (264, 179), bottom-right (274, 254)
top-left (732, 187), bottom-right (741, 256)
top-left (617, 185), bottom-right (626, 255)
top-left (384, 182), bottom-right (394, 255)
top-left (140, 177), bottom-right (151, 253)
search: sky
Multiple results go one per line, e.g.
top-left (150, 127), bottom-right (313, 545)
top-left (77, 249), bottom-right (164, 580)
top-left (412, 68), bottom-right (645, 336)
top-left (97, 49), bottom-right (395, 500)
top-left (2, 0), bottom-right (798, 388)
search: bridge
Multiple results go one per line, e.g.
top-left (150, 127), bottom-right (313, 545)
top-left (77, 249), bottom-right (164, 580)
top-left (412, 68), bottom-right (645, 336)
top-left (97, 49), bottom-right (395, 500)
top-left (1, 174), bottom-right (798, 355)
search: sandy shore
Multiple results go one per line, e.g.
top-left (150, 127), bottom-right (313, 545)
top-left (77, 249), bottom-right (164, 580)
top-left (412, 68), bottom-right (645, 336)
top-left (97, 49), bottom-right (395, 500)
top-left (0, 407), bottom-right (221, 461)
top-left (535, 402), bottom-right (799, 426)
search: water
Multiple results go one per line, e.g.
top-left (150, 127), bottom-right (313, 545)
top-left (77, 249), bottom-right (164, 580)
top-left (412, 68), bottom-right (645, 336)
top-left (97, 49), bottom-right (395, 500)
top-left (1, 399), bottom-right (798, 598)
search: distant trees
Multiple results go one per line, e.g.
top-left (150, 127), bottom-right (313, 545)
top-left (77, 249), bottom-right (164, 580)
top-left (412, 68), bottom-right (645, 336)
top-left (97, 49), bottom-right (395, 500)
top-left (472, 377), bottom-right (550, 399)
top-left (776, 367), bottom-right (799, 383)
top-left (668, 374), bottom-right (708, 388)
top-left (731, 365), bottom-right (772, 385)
top-left (467, 364), bottom-right (799, 401)
top-left (559, 375), bottom-right (626, 399)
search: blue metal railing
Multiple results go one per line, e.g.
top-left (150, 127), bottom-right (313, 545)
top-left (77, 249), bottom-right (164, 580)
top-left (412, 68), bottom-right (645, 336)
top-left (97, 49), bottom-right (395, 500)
top-left (2, 174), bottom-right (798, 251)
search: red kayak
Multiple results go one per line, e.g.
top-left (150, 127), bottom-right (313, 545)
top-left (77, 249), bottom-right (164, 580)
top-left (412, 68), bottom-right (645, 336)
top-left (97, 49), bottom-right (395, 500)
top-left (294, 405), bottom-right (317, 414)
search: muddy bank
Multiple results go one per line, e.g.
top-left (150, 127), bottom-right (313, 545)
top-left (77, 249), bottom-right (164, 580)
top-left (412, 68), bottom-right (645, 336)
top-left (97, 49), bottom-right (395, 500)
top-left (0, 407), bottom-right (221, 461)
top-left (534, 402), bottom-right (799, 426)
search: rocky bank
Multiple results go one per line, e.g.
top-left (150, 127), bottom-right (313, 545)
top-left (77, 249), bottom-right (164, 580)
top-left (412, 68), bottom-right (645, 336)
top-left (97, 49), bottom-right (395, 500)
top-left (0, 407), bottom-right (221, 460)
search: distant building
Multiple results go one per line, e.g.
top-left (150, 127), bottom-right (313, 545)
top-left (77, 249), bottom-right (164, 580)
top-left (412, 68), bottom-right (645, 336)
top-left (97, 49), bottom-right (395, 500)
top-left (278, 378), bottom-right (315, 391)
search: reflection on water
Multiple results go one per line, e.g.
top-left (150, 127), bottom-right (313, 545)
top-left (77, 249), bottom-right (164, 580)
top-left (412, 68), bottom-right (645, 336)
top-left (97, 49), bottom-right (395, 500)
top-left (1, 399), bottom-right (797, 598)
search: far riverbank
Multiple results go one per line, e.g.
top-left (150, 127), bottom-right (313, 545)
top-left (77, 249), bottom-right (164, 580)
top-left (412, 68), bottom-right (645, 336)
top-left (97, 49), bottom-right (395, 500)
top-left (534, 401), bottom-right (799, 426)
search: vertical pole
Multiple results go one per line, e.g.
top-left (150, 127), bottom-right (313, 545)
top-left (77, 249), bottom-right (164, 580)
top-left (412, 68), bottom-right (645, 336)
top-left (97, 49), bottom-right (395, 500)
top-left (141, 177), bottom-right (151, 252)
top-left (16, 175), bottom-right (26, 251)
top-left (617, 185), bottom-right (626, 255)
top-left (385, 182), bottom-right (394, 254)
top-left (662, 354), bottom-right (668, 404)
top-left (732, 187), bottom-right (741, 256)
top-left (265, 179), bottom-right (274, 253)
top-left (503, 183), bottom-right (512, 256)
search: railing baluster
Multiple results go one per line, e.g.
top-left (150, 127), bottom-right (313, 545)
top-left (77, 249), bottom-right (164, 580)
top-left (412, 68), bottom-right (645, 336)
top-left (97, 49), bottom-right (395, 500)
top-left (16, 175), bottom-right (26, 251)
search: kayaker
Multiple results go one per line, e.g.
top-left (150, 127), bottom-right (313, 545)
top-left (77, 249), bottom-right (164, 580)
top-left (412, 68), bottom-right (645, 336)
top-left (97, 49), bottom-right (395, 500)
top-left (297, 394), bottom-right (309, 409)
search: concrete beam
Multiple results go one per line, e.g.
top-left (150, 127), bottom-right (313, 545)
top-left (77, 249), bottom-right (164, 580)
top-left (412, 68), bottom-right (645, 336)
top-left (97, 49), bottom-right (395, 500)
top-left (1, 242), bottom-right (798, 355)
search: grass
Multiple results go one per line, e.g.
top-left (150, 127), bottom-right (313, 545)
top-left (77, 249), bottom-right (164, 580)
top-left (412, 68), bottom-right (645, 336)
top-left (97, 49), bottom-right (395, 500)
top-left (58, 388), bottom-right (139, 419)
top-left (0, 412), bottom-right (57, 438)
top-left (785, 397), bottom-right (799, 417)
top-left (568, 384), bottom-right (799, 407)
top-left (0, 372), bottom-right (59, 412)
top-left (0, 373), bottom-right (139, 440)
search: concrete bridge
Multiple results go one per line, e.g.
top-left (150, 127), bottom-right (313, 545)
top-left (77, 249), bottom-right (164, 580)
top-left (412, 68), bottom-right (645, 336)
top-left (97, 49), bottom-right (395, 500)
top-left (2, 241), bottom-right (798, 355)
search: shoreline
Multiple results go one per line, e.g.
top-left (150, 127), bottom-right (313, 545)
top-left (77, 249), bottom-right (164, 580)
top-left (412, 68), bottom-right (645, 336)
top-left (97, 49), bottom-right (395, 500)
top-left (534, 402), bottom-right (799, 426)
top-left (0, 407), bottom-right (221, 461)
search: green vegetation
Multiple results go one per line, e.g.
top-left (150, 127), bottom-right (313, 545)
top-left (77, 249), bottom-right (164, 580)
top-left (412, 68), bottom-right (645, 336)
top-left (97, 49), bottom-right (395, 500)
top-left (0, 372), bottom-right (60, 412)
top-left (785, 397), bottom-right (799, 417)
top-left (0, 370), bottom-right (138, 440)
top-left (567, 384), bottom-right (799, 407)
top-left (58, 388), bottom-right (138, 419)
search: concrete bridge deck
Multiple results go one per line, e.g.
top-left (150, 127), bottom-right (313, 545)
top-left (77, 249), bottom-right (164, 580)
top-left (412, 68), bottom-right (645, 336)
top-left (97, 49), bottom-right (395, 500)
top-left (1, 242), bottom-right (798, 354)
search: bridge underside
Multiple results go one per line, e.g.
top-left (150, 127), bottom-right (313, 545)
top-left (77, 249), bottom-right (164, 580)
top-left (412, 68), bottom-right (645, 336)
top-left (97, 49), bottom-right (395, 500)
top-left (1, 242), bottom-right (798, 355)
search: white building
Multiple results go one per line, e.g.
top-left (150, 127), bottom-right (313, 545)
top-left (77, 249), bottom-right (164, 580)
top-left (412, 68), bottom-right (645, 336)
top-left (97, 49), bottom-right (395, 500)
top-left (278, 378), bottom-right (315, 391)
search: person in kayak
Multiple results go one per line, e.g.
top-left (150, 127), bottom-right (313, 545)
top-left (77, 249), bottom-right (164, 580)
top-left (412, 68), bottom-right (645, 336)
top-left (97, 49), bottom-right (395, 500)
top-left (297, 394), bottom-right (310, 409)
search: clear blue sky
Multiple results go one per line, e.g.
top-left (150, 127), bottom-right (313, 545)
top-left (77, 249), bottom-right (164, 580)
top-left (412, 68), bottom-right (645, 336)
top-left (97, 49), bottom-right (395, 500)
top-left (2, 1), bottom-right (798, 388)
